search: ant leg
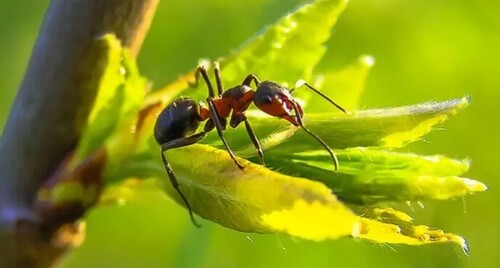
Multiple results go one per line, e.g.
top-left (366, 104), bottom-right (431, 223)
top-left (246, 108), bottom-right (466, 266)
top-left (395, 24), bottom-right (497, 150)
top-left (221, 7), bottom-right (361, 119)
top-left (290, 80), bottom-right (346, 114)
top-left (190, 64), bottom-right (217, 98)
top-left (290, 101), bottom-right (339, 171)
top-left (206, 98), bottom-right (244, 169)
top-left (213, 62), bottom-right (223, 96)
top-left (242, 74), bottom-right (260, 87)
top-left (243, 118), bottom-right (264, 166)
top-left (160, 132), bottom-right (207, 227)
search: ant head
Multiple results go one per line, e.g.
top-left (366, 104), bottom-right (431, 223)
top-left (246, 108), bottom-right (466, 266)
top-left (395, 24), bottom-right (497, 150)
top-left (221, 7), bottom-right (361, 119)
top-left (253, 81), bottom-right (304, 126)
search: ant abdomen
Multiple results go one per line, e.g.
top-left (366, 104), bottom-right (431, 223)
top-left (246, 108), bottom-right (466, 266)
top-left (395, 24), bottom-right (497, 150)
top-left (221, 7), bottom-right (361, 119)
top-left (154, 97), bottom-right (201, 145)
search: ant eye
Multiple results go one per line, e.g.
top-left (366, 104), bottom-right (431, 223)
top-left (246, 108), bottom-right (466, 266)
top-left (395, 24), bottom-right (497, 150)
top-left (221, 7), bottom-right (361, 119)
top-left (263, 95), bottom-right (273, 104)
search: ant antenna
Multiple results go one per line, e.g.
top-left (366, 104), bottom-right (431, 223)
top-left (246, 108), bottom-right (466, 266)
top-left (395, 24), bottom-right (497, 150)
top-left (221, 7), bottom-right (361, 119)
top-left (290, 100), bottom-right (339, 171)
top-left (291, 80), bottom-right (347, 114)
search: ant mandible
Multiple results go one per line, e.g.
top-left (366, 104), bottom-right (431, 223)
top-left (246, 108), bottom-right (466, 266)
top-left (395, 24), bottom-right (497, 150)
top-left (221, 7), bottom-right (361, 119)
top-left (154, 62), bottom-right (346, 227)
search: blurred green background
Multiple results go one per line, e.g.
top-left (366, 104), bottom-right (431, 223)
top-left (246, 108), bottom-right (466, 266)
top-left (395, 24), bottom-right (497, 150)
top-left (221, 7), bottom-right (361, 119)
top-left (1, 0), bottom-right (498, 267)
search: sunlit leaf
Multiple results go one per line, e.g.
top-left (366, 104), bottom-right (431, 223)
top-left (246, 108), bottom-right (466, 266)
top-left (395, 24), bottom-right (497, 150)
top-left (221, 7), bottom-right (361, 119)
top-left (144, 143), bottom-right (471, 252)
top-left (270, 148), bottom-right (485, 204)
top-left (353, 207), bottom-right (469, 254)
top-left (155, 144), bottom-right (357, 236)
top-left (148, 0), bottom-right (350, 105)
top-left (205, 97), bottom-right (470, 156)
top-left (74, 34), bottom-right (147, 164)
top-left (220, 0), bottom-right (348, 86)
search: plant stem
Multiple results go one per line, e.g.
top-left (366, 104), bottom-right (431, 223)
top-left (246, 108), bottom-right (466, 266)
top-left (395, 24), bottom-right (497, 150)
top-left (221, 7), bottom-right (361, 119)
top-left (0, 0), bottom-right (159, 266)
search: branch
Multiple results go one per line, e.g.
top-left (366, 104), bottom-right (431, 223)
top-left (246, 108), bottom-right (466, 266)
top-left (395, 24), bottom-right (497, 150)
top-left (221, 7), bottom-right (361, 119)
top-left (0, 0), bottom-right (159, 266)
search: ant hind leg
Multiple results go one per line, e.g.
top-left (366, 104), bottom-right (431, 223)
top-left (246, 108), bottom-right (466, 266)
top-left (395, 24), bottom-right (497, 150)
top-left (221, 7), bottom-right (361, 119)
top-left (189, 63), bottom-right (217, 98)
top-left (160, 132), bottom-right (207, 227)
top-left (213, 62), bottom-right (224, 96)
top-left (243, 118), bottom-right (264, 166)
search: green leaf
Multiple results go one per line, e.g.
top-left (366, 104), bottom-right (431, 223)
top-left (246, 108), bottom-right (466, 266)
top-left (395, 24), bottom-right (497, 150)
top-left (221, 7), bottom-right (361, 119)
top-left (155, 143), bottom-right (358, 237)
top-left (204, 97), bottom-right (470, 156)
top-left (222, 0), bottom-right (347, 84)
top-left (144, 143), bottom-right (471, 252)
top-left (269, 96), bottom-right (470, 150)
top-left (177, 0), bottom-right (348, 102)
top-left (145, 0), bottom-right (365, 117)
top-left (74, 34), bottom-right (147, 164)
top-left (270, 148), bottom-right (485, 204)
top-left (356, 207), bottom-right (469, 254)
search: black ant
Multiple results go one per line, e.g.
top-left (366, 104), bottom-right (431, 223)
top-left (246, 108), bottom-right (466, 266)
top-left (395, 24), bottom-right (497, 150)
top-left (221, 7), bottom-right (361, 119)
top-left (154, 62), bottom-right (346, 227)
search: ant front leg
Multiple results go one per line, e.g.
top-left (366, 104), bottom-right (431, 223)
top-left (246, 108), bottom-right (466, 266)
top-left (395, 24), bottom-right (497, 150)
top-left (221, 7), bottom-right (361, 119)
top-left (213, 62), bottom-right (224, 96)
top-left (189, 63), bottom-right (217, 98)
top-left (160, 132), bottom-right (207, 228)
top-left (206, 98), bottom-right (245, 170)
top-left (290, 80), bottom-right (347, 114)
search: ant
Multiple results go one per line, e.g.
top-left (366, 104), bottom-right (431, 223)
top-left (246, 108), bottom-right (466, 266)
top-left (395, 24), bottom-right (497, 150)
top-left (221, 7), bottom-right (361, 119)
top-left (154, 62), bottom-right (346, 227)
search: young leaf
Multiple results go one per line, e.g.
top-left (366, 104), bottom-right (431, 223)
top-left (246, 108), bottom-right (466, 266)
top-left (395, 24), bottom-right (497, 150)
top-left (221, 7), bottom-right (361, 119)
top-left (146, 143), bottom-right (471, 252)
top-left (269, 148), bottom-right (485, 204)
top-left (220, 0), bottom-right (348, 86)
top-left (75, 34), bottom-right (147, 165)
top-left (154, 143), bottom-right (358, 237)
top-left (148, 0), bottom-right (350, 105)
top-left (201, 97), bottom-right (470, 155)
top-left (356, 208), bottom-right (469, 254)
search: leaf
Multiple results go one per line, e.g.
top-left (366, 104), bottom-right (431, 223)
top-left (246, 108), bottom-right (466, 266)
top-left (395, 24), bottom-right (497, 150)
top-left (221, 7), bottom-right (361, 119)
top-left (221, 0), bottom-right (348, 86)
top-left (268, 96), bottom-right (470, 150)
top-left (144, 0), bottom-right (365, 118)
top-left (156, 144), bottom-right (357, 236)
top-left (153, 0), bottom-right (350, 104)
top-left (144, 68), bottom-right (198, 107)
top-left (269, 148), bottom-right (486, 204)
top-left (74, 34), bottom-right (147, 165)
top-left (141, 143), bottom-right (470, 252)
top-left (356, 207), bottom-right (469, 254)
top-left (203, 97), bottom-right (470, 156)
